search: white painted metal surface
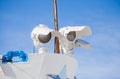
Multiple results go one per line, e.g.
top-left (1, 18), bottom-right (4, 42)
top-left (59, 26), bottom-right (92, 39)
top-left (0, 53), bottom-right (77, 79)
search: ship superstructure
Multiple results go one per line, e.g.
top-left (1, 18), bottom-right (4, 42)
top-left (0, 0), bottom-right (92, 79)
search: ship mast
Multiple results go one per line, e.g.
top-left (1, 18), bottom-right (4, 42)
top-left (53, 0), bottom-right (60, 54)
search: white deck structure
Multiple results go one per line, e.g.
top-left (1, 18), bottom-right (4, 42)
top-left (0, 53), bottom-right (77, 79)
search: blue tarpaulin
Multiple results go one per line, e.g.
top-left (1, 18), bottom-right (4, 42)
top-left (2, 50), bottom-right (28, 63)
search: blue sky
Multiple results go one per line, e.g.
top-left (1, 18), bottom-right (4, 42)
top-left (0, 0), bottom-right (120, 79)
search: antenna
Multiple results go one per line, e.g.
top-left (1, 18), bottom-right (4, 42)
top-left (53, 0), bottom-right (60, 54)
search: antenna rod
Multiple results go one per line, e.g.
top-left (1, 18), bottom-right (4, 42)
top-left (53, 0), bottom-right (60, 54)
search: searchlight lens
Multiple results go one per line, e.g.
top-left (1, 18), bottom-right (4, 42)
top-left (38, 32), bottom-right (52, 43)
top-left (67, 31), bottom-right (76, 42)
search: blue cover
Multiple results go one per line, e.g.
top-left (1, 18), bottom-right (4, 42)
top-left (2, 50), bottom-right (28, 63)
